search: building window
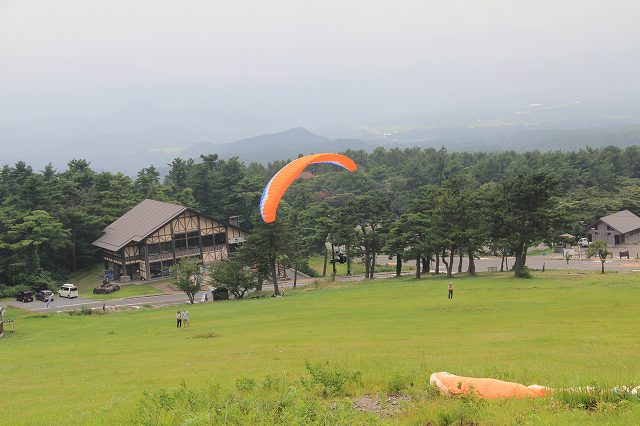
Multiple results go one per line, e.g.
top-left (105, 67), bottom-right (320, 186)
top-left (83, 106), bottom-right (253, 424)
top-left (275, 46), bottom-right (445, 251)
top-left (187, 231), bottom-right (200, 249)
top-left (214, 232), bottom-right (226, 245)
top-left (202, 234), bottom-right (214, 247)
top-left (148, 244), bottom-right (160, 255)
top-left (607, 225), bottom-right (611, 231)
top-left (174, 233), bottom-right (186, 249)
top-left (594, 231), bottom-right (599, 236)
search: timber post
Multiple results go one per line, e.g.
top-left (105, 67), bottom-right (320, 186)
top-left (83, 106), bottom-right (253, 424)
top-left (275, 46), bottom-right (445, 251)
top-left (169, 219), bottom-right (177, 266)
top-left (143, 241), bottom-right (151, 280)
top-left (197, 216), bottom-right (204, 261)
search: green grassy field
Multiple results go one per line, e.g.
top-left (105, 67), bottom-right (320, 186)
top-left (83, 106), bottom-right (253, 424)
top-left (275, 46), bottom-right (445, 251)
top-left (2, 271), bottom-right (640, 425)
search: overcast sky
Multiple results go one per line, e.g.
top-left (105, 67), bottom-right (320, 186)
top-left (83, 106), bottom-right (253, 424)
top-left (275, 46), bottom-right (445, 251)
top-left (1, 0), bottom-right (639, 125)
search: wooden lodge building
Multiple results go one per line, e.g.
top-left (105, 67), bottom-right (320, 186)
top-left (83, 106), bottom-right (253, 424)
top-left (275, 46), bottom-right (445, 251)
top-left (92, 199), bottom-right (248, 281)
top-left (587, 209), bottom-right (640, 246)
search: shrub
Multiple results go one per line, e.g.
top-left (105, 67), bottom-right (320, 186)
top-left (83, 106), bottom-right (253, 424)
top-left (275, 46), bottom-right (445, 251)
top-left (191, 331), bottom-right (219, 339)
top-left (262, 374), bottom-right (282, 390)
top-left (69, 306), bottom-right (101, 316)
top-left (26, 314), bottom-right (49, 319)
top-left (26, 271), bottom-right (58, 292)
top-left (297, 262), bottom-right (317, 278)
top-left (131, 379), bottom-right (365, 425)
top-left (436, 394), bottom-right (481, 425)
top-left (235, 378), bottom-right (256, 392)
top-left (555, 384), bottom-right (640, 411)
top-left (515, 266), bottom-right (531, 278)
top-left (0, 284), bottom-right (30, 298)
top-left (303, 361), bottom-right (361, 397)
top-left (0, 284), bottom-right (14, 298)
top-left (386, 372), bottom-right (409, 395)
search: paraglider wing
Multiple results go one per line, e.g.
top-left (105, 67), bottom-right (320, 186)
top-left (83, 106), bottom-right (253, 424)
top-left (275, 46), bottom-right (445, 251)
top-left (260, 153), bottom-right (357, 223)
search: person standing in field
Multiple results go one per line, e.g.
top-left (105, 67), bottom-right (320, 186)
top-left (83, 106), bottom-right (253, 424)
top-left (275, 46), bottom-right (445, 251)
top-left (176, 310), bottom-right (182, 328)
top-left (448, 282), bottom-right (454, 299)
top-left (182, 309), bottom-right (189, 328)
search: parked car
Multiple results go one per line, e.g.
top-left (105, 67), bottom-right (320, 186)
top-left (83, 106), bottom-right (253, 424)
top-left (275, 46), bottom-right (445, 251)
top-left (578, 238), bottom-right (591, 248)
top-left (16, 290), bottom-right (34, 303)
top-left (36, 290), bottom-right (54, 302)
top-left (58, 284), bottom-right (79, 299)
top-left (93, 283), bottom-right (120, 294)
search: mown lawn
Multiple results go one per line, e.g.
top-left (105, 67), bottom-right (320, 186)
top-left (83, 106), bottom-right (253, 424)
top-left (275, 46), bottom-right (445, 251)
top-left (2, 271), bottom-right (640, 425)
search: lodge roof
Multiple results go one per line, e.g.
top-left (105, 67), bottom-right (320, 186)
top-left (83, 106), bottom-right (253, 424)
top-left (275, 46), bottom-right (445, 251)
top-left (92, 199), bottom-right (187, 251)
top-left (597, 209), bottom-right (640, 234)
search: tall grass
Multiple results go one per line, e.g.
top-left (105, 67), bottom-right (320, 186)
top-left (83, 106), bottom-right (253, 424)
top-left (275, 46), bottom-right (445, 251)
top-left (3, 271), bottom-right (640, 424)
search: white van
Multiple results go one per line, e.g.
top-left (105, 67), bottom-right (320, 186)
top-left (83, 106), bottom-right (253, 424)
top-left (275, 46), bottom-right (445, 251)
top-left (58, 284), bottom-right (79, 299)
top-left (577, 238), bottom-right (591, 248)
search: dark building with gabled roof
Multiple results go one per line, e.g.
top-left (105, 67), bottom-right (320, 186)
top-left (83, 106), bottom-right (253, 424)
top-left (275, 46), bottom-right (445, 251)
top-left (92, 199), bottom-right (248, 281)
top-left (588, 209), bottom-right (640, 246)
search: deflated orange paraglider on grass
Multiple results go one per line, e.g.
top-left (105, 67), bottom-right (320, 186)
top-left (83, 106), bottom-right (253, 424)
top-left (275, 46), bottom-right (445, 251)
top-left (430, 372), bottom-right (551, 399)
top-left (259, 153), bottom-right (357, 223)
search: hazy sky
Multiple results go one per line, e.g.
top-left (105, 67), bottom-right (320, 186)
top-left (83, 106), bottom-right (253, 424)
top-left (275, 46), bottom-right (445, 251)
top-left (1, 0), bottom-right (639, 124)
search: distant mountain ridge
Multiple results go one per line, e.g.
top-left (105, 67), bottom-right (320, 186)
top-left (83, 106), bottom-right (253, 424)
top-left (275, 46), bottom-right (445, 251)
top-left (177, 124), bottom-right (640, 166)
top-left (179, 127), bottom-right (376, 163)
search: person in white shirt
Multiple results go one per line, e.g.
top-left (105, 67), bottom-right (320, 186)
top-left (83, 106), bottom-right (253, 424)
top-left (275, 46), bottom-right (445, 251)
top-left (182, 309), bottom-right (189, 328)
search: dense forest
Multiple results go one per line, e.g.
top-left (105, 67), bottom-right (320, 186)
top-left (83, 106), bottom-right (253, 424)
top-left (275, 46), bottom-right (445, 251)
top-left (2, 144), bottom-right (640, 292)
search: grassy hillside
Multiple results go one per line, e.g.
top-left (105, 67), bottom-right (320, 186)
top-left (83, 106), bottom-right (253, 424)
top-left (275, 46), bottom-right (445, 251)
top-left (2, 271), bottom-right (640, 425)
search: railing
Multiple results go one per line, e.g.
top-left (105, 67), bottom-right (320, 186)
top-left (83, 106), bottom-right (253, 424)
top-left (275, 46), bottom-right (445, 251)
top-left (147, 245), bottom-right (226, 263)
top-left (148, 251), bottom-right (174, 262)
top-left (175, 247), bottom-right (201, 258)
top-left (202, 244), bottom-right (226, 253)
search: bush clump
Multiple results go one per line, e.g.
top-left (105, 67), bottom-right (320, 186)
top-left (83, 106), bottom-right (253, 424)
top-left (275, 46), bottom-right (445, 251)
top-left (235, 377), bottom-right (256, 392)
top-left (69, 306), bottom-right (102, 316)
top-left (132, 379), bottom-right (368, 425)
top-left (191, 331), bottom-right (219, 339)
top-left (386, 372), bottom-right (410, 395)
top-left (515, 266), bottom-right (531, 278)
top-left (0, 284), bottom-right (30, 298)
top-left (555, 384), bottom-right (640, 411)
top-left (303, 361), bottom-right (361, 397)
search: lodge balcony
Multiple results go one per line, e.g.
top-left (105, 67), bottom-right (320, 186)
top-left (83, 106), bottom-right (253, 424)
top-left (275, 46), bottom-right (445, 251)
top-left (147, 244), bottom-right (226, 263)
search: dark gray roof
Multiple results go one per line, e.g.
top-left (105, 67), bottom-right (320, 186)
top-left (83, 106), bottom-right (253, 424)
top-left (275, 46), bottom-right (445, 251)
top-left (92, 199), bottom-right (186, 251)
top-left (599, 210), bottom-right (640, 234)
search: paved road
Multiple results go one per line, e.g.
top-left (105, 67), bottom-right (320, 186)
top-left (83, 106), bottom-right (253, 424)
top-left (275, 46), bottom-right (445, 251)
top-left (3, 273), bottom-right (327, 313)
top-left (443, 255), bottom-right (640, 273)
top-left (4, 293), bottom-right (192, 313)
top-left (5, 255), bottom-right (639, 313)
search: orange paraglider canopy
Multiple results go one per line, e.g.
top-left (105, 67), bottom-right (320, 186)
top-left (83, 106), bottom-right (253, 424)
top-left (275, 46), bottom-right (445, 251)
top-left (260, 153), bottom-right (357, 223)
top-left (430, 372), bottom-right (550, 399)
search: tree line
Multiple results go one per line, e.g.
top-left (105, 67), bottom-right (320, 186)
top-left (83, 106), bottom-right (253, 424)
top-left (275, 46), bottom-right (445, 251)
top-left (2, 144), bottom-right (640, 294)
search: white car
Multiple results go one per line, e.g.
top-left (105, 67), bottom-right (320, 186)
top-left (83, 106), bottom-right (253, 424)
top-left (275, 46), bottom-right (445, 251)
top-left (577, 238), bottom-right (591, 248)
top-left (58, 284), bottom-right (79, 299)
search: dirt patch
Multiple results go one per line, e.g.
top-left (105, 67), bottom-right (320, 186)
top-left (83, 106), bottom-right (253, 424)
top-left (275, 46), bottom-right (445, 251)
top-left (352, 393), bottom-right (411, 417)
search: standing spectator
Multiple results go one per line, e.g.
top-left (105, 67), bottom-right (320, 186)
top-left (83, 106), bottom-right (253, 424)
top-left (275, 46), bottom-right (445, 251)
top-left (448, 282), bottom-right (454, 300)
top-left (46, 294), bottom-right (53, 308)
top-left (176, 310), bottom-right (182, 328)
top-left (182, 309), bottom-right (189, 328)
